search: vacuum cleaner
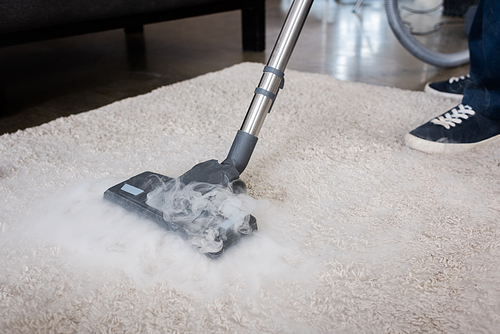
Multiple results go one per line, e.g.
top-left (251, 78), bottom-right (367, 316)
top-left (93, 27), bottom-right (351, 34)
top-left (104, 0), bottom-right (314, 258)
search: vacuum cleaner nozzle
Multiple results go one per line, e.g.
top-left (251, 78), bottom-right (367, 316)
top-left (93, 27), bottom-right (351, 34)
top-left (104, 160), bottom-right (257, 258)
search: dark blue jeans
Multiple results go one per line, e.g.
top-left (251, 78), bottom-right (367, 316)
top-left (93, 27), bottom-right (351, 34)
top-left (462, 0), bottom-right (500, 120)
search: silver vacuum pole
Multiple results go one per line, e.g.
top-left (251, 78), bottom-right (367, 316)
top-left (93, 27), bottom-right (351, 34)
top-left (240, 0), bottom-right (314, 137)
top-left (223, 0), bottom-right (313, 173)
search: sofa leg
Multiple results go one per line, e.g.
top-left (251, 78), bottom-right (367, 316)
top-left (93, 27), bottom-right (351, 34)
top-left (242, 0), bottom-right (265, 52)
top-left (124, 25), bottom-right (144, 35)
top-left (124, 25), bottom-right (147, 70)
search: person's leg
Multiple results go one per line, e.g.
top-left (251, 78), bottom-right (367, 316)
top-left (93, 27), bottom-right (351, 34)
top-left (405, 0), bottom-right (500, 153)
top-left (462, 0), bottom-right (500, 120)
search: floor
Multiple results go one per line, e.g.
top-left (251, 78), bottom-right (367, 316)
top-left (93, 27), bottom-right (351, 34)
top-left (0, 0), bottom-right (470, 135)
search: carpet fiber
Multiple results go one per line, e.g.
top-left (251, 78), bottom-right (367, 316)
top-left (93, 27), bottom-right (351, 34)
top-left (1, 63), bottom-right (500, 333)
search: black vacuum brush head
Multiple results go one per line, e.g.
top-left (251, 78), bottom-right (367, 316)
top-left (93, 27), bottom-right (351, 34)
top-left (103, 160), bottom-right (257, 258)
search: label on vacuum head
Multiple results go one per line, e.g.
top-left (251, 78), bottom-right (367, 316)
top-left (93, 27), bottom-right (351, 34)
top-left (121, 183), bottom-right (144, 196)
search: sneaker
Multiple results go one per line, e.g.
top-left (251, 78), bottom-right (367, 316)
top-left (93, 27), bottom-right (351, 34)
top-left (424, 75), bottom-right (470, 100)
top-left (405, 104), bottom-right (500, 153)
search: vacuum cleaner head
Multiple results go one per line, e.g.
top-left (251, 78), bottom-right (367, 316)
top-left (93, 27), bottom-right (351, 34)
top-left (104, 160), bottom-right (257, 258)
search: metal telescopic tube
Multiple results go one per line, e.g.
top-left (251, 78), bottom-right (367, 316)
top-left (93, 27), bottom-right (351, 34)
top-left (240, 0), bottom-right (314, 137)
top-left (222, 0), bottom-right (313, 174)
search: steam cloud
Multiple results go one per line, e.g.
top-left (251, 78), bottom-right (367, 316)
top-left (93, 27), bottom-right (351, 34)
top-left (5, 178), bottom-right (300, 296)
top-left (146, 178), bottom-right (254, 254)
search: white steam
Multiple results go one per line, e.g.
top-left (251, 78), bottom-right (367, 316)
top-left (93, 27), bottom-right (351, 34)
top-left (146, 179), bottom-right (254, 254)
top-left (6, 178), bottom-right (305, 297)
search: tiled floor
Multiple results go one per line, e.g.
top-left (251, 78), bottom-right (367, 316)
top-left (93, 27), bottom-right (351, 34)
top-left (0, 0), bottom-right (470, 135)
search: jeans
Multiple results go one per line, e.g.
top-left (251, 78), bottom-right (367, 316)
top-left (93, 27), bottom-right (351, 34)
top-left (462, 0), bottom-right (500, 120)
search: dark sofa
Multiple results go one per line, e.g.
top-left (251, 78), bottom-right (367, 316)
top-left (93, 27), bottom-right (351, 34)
top-left (0, 0), bottom-right (265, 51)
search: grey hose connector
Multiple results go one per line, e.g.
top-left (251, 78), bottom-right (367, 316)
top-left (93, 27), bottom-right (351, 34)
top-left (385, 0), bottom-right (469, 68)
top-left (222, 130), bottom-right (258, 174)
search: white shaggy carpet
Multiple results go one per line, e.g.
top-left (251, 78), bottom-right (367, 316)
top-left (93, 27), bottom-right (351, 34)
top-left (1, 62), bottom-right (500, 333)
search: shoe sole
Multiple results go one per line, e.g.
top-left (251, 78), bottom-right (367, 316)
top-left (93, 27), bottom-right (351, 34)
top-left (424, 83), bottom-right (463, 101)
top-left (405, 132), bottom-right (500, 153)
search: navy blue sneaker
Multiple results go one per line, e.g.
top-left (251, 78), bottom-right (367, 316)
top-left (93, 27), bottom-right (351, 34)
top-left (405, 104), bottom-right (500, 153)
top-left (425, 75), bottom-right (470, 100)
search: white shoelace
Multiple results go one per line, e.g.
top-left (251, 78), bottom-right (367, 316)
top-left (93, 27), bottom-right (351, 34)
top-left (430, 104), bottom-right (475, 129)
top-left (448, 74), bottom-right (470, 83)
